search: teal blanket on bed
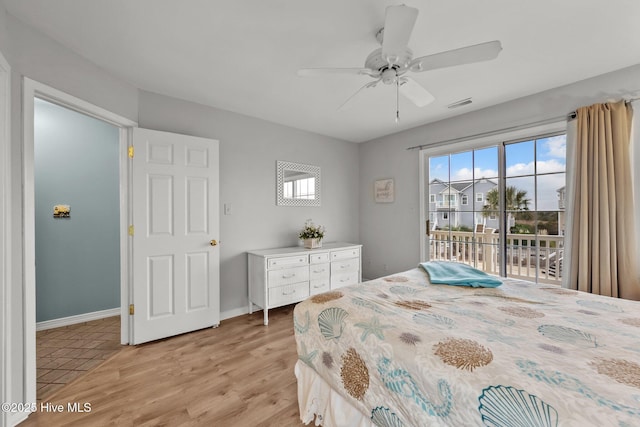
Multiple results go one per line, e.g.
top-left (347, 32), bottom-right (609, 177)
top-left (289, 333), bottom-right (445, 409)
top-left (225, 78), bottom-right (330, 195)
top-left (419, 261), bottom-right (502, 287)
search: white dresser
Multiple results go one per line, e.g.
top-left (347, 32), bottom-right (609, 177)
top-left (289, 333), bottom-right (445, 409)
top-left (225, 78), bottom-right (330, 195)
top-left (248, 242), bottom-right (362, 325)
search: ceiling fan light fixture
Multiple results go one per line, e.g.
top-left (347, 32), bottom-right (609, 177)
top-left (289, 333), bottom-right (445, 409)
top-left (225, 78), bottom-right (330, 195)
top-left (447, 98), bottom-right (473, 109)
top-left (381, 68), bottom-right (397, 85)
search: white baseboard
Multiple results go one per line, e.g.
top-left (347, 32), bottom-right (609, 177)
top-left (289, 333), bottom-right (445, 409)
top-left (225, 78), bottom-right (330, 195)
top-left (220, 306), bottom-right (249, 322)
top-left (36, 308), bottom-right (120, 331)
top-left (220, 302), bottom-right (310, 323)
top-left (9, 410), bottom-right (30, 427)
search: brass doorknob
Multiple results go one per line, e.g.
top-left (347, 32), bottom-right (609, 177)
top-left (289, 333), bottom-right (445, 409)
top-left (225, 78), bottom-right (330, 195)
top-left (210, 239), bottom-right (218, 246)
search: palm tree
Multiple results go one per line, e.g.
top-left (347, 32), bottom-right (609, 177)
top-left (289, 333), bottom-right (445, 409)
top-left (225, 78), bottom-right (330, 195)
top-left (482, 186), bottom-right (531, 231)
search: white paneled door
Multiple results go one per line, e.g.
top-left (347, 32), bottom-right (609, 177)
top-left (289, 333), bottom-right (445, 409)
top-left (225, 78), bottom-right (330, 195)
top-left (132, 128), bottom-right (219, 344)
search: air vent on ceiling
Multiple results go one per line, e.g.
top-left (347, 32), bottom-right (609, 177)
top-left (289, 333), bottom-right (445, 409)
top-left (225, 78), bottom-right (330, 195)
top-left (447, 98), bottom-right (472, 109)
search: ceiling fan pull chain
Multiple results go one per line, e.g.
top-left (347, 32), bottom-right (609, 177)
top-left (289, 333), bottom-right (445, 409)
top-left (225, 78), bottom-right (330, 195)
top-left (396, 78), bottom-right (400, 123)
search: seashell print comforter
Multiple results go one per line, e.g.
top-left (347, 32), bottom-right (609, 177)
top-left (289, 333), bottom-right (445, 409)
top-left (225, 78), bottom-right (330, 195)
top-left (293, 267), bottom-right (640, 426)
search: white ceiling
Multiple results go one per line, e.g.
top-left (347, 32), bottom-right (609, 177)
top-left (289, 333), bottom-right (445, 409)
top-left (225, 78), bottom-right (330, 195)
top-left (5, 1), bottom-right (640, 142)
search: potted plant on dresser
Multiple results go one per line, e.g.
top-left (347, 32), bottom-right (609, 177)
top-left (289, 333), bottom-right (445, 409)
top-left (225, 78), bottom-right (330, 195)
top-left (299, 219), bottom-right (325, 249)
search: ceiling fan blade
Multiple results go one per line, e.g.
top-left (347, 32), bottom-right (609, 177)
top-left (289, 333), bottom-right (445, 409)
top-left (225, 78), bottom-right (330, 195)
top-left (298, 68), bottom-right (379, 78)
top-left (338, 79), bottom-right (381, 111)
top-left (398, 77), bottom-right (435, 107)
top-left (409, 40), bottom-right (502, 72)
top-left (381, 5), bottom-right (418, 62)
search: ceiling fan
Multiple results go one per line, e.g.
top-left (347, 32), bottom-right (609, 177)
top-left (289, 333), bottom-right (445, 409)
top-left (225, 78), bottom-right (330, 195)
top-left (298, 5), bottom-right (502, 119)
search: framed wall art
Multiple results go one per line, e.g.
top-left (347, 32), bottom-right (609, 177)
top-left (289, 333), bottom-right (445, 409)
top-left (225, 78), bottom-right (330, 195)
top-left (374, 178), bottom-right (394, 203)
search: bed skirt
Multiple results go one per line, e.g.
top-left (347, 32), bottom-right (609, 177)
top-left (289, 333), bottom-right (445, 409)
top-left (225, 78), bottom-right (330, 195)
top-left (295, 360), bottom-right (373, 427)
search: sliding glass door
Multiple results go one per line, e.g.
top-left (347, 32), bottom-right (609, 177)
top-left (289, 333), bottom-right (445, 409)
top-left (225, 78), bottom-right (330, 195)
top-left (421, 132), bottom-right (566, 284)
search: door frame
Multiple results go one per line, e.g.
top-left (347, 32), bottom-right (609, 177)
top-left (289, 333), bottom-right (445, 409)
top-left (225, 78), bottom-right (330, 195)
top-left (1, 49), bottom-right (11, 427)
top-left (22, 78), bottom-right (137, 404)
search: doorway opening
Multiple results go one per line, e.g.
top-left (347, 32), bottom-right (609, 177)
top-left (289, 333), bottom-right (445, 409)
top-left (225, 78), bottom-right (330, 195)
top-left (23, 78), bottom-right (136, 405)
top-left (33, 98), bottom-right (122, 400)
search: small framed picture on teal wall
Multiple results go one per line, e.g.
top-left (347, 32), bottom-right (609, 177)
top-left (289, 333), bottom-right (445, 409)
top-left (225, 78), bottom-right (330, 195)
top-left (53, 204), bottom-right (71, 218)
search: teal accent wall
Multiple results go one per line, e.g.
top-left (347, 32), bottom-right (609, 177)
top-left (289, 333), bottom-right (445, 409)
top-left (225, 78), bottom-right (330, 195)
top-left (34, 98), bottom-right (120, 322)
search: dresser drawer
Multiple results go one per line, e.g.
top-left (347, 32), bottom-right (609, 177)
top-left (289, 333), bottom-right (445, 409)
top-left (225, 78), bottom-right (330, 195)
top-left (269, 282), bottom-right (309, 307)
top-left (310, 252), bottom-right (330, 264)
top-left (331, 247), bottom-right (360, 261)
top-left (331, 258), bottom-right (359, 275)
top-left (331, 271), bottom-right (359, 289)
top-left (310, 279), bottom-right (330, 295)
top-left (268, 265), bottom-right (309, 287)
top-left (268, 255), bottom-right (308, 269)
top-left (309, 263), bottom-right (330, 280)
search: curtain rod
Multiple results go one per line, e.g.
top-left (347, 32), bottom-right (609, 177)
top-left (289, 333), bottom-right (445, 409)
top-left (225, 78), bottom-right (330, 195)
top-left (407, 97), bottom-right (639, 151)
top-left (406, 115), bottom-right (570, 151)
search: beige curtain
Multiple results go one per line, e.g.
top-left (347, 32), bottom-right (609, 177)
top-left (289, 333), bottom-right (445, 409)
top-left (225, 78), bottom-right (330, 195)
top-left (568, 101), bottom-right (640, 300)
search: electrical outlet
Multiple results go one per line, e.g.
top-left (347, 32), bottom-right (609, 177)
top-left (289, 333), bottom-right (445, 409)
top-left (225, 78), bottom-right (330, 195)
top-left (224, 203), bottom-right (232, 215)
top-left (383, 264), bottom-right (388, 271)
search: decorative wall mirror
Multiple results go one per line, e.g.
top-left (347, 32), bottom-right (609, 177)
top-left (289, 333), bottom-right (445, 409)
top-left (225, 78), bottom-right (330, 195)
top-left (276, 161), bottom-right (321, 206)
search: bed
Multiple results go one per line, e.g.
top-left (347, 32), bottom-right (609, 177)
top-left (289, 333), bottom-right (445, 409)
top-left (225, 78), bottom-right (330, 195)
top-left (293, 265), bottom-right (640, 426)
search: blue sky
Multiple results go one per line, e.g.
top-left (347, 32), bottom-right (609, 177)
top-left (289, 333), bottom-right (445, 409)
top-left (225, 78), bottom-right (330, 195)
top-left (429, 135), bottom-right (566, 211)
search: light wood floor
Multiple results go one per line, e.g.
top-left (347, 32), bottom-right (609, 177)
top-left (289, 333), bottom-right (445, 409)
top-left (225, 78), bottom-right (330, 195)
top-left (21, 306), bottom-right (307, 426)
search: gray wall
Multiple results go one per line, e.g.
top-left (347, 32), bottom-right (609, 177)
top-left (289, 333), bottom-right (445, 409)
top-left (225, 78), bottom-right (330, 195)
top-left (0, 2), bottom-right (7, 54)
top-left (138, 91), bottom-right (360, 317)
top-left (359, 63), bottom-right (640, 280)
top-left (5, 14), bottom-right (138, 122)
top-left (34, 98), bottom-right (120, 322)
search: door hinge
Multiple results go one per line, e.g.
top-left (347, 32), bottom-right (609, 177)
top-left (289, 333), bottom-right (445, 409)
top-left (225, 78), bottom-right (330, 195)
top-left (128, 146), bottom-right (134, 158)
top-left (128, 225), bottom-right (134, 236)
top-left (129, 304), bottom-right (135, 315)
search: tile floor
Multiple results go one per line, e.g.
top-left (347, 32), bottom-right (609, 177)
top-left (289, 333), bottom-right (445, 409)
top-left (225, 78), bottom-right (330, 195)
top-left (36, 316), bottom-right (121, 400)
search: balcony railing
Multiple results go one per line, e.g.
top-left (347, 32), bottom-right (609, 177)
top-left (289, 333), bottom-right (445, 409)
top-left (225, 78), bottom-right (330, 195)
top-left (433, 201), bottom-right (457, 209)
top-left (428, 229), bottom-right (564, 285)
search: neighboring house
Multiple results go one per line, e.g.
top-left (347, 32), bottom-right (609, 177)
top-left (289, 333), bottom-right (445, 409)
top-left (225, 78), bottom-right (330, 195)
top-left (557, 186), bottom-right (566, 235)
top-left (428, 178), bottom-right (499, 230)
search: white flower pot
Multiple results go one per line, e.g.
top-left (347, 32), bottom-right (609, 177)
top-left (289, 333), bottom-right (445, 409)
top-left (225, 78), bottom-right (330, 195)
top-left (304, 238), bottom-right (322, 249)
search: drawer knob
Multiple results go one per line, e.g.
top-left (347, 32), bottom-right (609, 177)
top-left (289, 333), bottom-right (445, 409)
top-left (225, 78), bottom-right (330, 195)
top-left (282, 273), bottom-right (296, 279)
top-left (283, 289), bottom-right (296, 296)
